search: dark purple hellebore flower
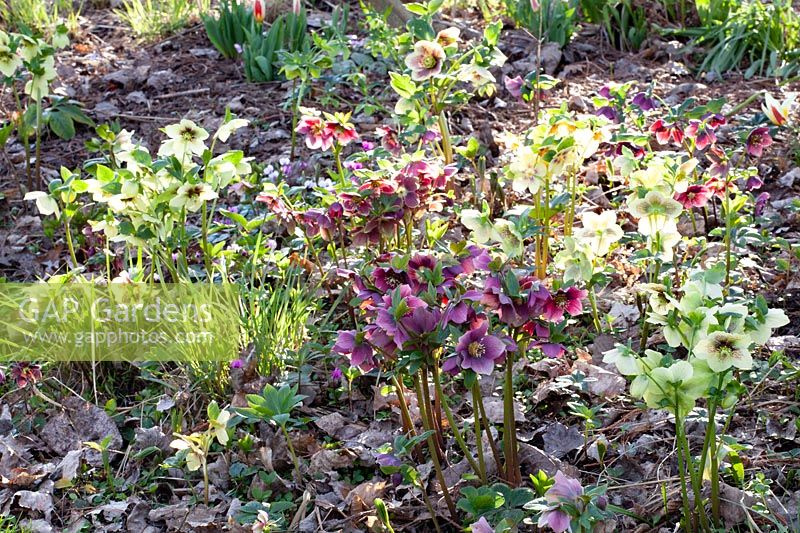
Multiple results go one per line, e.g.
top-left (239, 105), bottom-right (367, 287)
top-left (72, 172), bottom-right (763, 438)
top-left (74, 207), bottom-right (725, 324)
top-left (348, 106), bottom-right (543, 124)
top-left (331, 367), bottom-right (343, 382)
top-left (631, 92), bottom-right (657, 111)
top-left (333, 330), bottom-right (376, 372)
top-left (597, 85), bottom-right (611, 99)
top-left (595, 106), bottom-right (618, 122)
top-left (482, 275), bottom-right (549, 327)
top-left (455, 321), bottom-right (507, 375)
top-left (746, 127), bottom-right (773, 158)
top-left (745, 174), bottom-right (763, 191)
top-left (373, 266), bottom-right (411, 293)
top-left (375, 285), bottom-right (427, 348)
top-left (755, 192), bottom-right (770, 217)
top-left (376, 453), bottom-right (403, 486)
top-left (230, 359), bottom-right (244, 369)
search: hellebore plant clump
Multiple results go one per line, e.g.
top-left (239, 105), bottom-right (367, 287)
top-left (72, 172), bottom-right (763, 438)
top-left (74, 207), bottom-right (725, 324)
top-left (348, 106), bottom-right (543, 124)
top-left (8, 0), bottom-right (800, 531)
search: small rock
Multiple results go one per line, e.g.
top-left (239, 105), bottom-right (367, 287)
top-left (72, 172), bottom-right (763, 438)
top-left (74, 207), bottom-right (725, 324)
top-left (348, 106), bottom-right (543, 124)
top-left (568, 94), bottom-right (588, 113)
top-left (146, 69), bottom-right (180, 91)
top-left (666, 60), bottom-right (691, 77)
top-left (779, 168), bottom-right (800, 188)
top-left (189, 48), bottom-right (220, 59)
top-left (125, 91), bottom-right (148, 105)
top-left (93, 101), bottom-right (120, 119)
top-left (614, 58), bottom-right (649, 80)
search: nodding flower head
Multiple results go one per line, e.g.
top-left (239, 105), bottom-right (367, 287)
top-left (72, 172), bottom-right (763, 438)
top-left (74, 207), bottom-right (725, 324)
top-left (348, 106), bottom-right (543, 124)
top-left (745, 127), bottom-right (773, 158)
top-left (404, 40), bottom-right (445, 81)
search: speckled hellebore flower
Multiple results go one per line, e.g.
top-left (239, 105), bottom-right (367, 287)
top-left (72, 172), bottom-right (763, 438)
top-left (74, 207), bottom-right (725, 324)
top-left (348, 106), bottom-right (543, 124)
top-left (745, 127), bottom-right (773, 158)
top-left (405, 40), bottom-right (446, 81)
top-left (693, 331), bottom-right (753, 373)
top-left (538, 471), bottom-right (583, 533)
top-left (674, 184), bottom-right (712, 210)
top-left (170, 182), bottom-right (217, 212)
top-left (685, 120), bottom-right (716, 150)
top-left (455, 321), bottom-right (507, 375)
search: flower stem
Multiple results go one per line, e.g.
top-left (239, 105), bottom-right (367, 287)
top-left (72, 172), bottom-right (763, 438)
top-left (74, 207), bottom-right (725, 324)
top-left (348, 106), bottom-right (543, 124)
top-left (333, 143), bottom-right (346, 187)
top-left (34, 100), bottom-right (42, 188)
top-left (432, 369), bottom-right (482, 478)
top-left (64, 218), bottom-right (79, 268)
top-left (281, 424), bottom-right (302, 484)
top-left (503, 354), bottom-right (520, 485)
top-left (588, 286), bottom-right (602, 333)
top-left (392, 374), bottom-right (416, 437)
top-left (471, 383), bottom-right (488, 484)
top-left (201, 202), bottom-right (212, 280)
top-left (438, 111), bottom-right (453, 165)
top-left (414, 375), bottom-right (457, 519)
top-left (674, 411), bottom-right (693, 533)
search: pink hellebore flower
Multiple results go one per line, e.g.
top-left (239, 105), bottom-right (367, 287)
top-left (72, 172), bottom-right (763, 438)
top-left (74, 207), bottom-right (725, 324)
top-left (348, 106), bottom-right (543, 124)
top-left (504, 75), bottom-right (523, 98)
top-left (542, 287), bottom-right (586, 322)
top-left (470, 516), bottom-right (495, 533)
top-left (685, 120), bottom-right (716, 150)
top-left (746, 127), bottom-right (773, 158)
top-left (296, 114), bottom-right (333, 151)
top-left (405, 40), bottom-right (446, 81)
top-left (455, 321), bottom-right (507, 375)
top-left (674, 184), bottom-right (712, 209)
top-left (538, 471), bottom-right (584, 533)
top-left (530, 0), bottom-right (540, 9)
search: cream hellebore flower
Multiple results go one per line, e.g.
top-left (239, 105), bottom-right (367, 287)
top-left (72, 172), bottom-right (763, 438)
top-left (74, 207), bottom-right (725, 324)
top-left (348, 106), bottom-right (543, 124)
top-left (748, 308), bottom-right (790, 345)
top-left (435, 27), bottom-right (460, 47)
top-left (554, 236), bottom-right (594, 282)
top-left (575, 210), bottom-right (623, 257)
top-left (170, 182), bottom-right (218, 212)
top-left (628, 190), bottom-right (682, 236)
top-left (24, 191), bottom-right (60, 217)
top-left (209, 409), bottom-right (231, 445)
top-left (207, 152), bottom-right (253, 189)
top-left (214, 118), bottom-right (249, 143)
top-left (18, 35), bottom-right (41, 62)
top-left (508, 146), bottom-right (546, 194)
top-left (52, 25), bottom-right (69, 49)
top-left (458, 64), bottom-right (496, 95)
top-left (636, 359), bottom-right (713, 415)
top-left (158, 120), bottom-right (209, 160)
top-left (647, 229), bottom-right (681, 262)
top-left (638, 283), bottom-right (674, 316)
top-left (694, 331), bottom-right (753, 373)
top-left (107, 180), bottom-right (145, 213)
top-left (0, 32), bottom-right (22, 77)
top-left (405, 40), bottom-right (446, 81)
top-left (762, 92), bottom-right (795, 127)
top-left (460, 208), bottom-right (494, 243)
top-left (24, 55), bottom-right (57, 101)
top-left (169, 436), bottom-right (204, 471)
top-left (492, 219), bottom-right (524, 258)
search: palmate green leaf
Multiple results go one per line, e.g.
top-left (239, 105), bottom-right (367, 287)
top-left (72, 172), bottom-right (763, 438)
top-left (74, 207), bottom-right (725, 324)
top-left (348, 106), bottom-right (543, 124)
top-left (47, 109), bottom-right (75, 140)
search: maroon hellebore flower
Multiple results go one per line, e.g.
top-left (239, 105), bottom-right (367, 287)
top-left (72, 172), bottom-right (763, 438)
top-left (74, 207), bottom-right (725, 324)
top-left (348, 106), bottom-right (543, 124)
top-left (755, 192), bottom-right (770, 217)
top-left (674, 184), bottom-right (712, 209)
top-left (685, 120), bottom-right (716, 150)
top-left (542, 287), bottom-right (586, 322)
top-left (745, 127), bottom-right (773, 158)
top-left (11, 362), bottom-right (41, 388)
top-left (649, 119), bottom-right (684, 145)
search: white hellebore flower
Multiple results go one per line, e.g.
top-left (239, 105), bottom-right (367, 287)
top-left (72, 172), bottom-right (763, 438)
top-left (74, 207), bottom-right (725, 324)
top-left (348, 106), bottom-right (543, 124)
top-left (694, 331), bottom-right (753, 373)
top-left (214, 118), bottom-right (249, 143)
top-left (24, 55), bottom-right (57, 101)
top-left (24, 191), bottom-right (59, 217)
top-left (158, 120), bottom-right (209, 160)
top-left (492, 218), bottom-right (524, 258)
top-left (0, 32), bottom-right (22, 77)
top-left (508, 146), bottom-right (546, 194)
top-left (628, 190), bottom-right (682, 236)
top-left (170, 182), bottom-right (217, 212)
top-left (575, 210), bottom-right (623, 257)
top-left (460, 209), bottom-right (494, 244)
top-left (749, 308), bottom-right (790, 345)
